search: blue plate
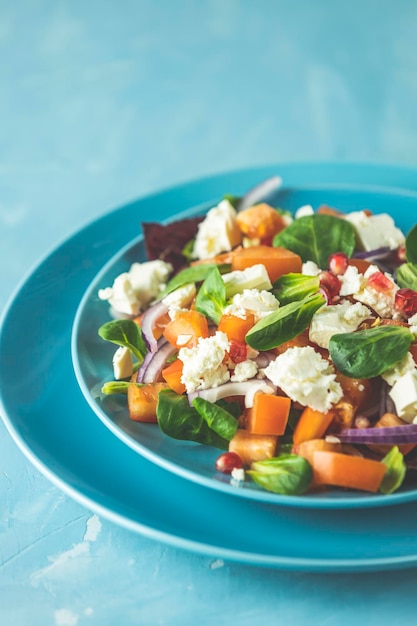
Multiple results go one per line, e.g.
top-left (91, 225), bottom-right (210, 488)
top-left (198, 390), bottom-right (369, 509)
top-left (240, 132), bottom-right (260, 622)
top-left (72, 163), bottom-right (417, 508)
top-left (3, 163), bottom-right (417, 572)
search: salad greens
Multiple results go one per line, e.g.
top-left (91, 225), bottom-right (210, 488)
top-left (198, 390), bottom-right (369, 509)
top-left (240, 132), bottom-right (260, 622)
top-left (273, 214), bottom-right (356, 267)
top-left (272, 273), bottom-right (320, 305)
top-left (329, 326), bottom-right (414, 379)
top-left (156, 389), bottom-right (235, 449)
top-left (247, 455), bottom-right (313, 495)
top-left (98, 319), bottom-right (147, 363)
top-left (195, 266), bottom-right (226, 325)
top-left (245, 292), bottom-right (325, 350)
top-left (380, 446), bottom-right (406, 495)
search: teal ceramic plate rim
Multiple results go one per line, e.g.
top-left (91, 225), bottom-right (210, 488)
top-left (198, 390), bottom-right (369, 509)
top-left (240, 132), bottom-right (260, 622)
top-left (3, 163), bottom-right (417, 572)
top-left (72, 163), bottom-right (417, 509)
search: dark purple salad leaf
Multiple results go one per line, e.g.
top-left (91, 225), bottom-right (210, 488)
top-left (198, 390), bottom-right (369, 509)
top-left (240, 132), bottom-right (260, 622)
top-left (142, 216), bottom-right (204, 271)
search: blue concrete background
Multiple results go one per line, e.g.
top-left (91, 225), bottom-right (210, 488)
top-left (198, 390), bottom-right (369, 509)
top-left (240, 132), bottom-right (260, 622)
top-left (3, 1), bottom-right (417, 624)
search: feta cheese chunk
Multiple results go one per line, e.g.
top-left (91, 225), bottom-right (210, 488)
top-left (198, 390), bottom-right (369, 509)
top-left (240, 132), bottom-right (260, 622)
top-left (179, 331), bottom-right (231, 392)
top-left (222, 264), bottom-right (272, 298)
top-left (295, 204), bottom-right (314, 218)
top-left (382, 352), bottom-right (416, 386)
top-left (162, 283), bottom-right (196, 318)
top-left (112, 347), bottom-right (133, 380)
top-left (352, 265), bottom-right (397, 317)
top-left (302, 260), bottom-right (321, 276)
top-left (345, 211), bottom-right (405, 251)
top-left (309, 301), bottom-right (372, 349)
top-left (224, 288), bottom-right (280, 321)
top-left (339, 265), bottom-right (366, 296)
top-left (98, 260), bottom-right (172, 316)
top-left (389, 369), bottom-right (417, 422)
top-left (230, 359), bottom-right (258, 382)
top-left (263, 346), bottom-right (343, 413)
top-left (192, 199), bottom-right (241, 260)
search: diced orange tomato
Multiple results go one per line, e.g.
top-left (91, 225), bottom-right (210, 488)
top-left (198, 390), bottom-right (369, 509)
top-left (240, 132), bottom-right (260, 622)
top-left (217, 312), bottom-right (255, 343)
top-left (228, 429), bottom-right (278, 466)
top-left (292, 406), bottom-right (336, 446)
top-left (292, 438), bottom-right (342, 466)
top-left (161, 359), bottom-right (186, 395)
top-left (231, 245), bottom-right (302, 283)
top-left (128, 382), bottom-right (169, 422)
top-left (246, 393), bottom-right (291, 436)
top-left (163, 310), bottom-right (209, 348)
top-left (312, 451), bottom-right (386, 492)
top-left (236, 203), bottom-right (287, 241)
top-left (336, 373), bottom-right (375, 411)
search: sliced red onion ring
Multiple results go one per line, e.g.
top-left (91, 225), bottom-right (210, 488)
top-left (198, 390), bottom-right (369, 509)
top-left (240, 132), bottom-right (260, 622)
top-left (188, 379), bottom-right (276, 408)
top-left (236, 176), bottom-right (283, 212)
top-left (141, 301), bottom-right (169, 353)
top-left (352, 246), bottom-right (392, 261)
top-left (136, 338), bottom-right (177, 384)
top-left (337, 424), bottom-right (417, 444)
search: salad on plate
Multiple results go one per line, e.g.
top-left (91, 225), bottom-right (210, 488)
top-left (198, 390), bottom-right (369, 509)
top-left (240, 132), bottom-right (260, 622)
top-left (96, 177), bottom-right (417, 497)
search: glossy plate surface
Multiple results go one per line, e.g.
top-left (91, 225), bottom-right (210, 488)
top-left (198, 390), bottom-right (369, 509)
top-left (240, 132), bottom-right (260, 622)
top-left (72, 164), bottom-right (417, 508)
top-left (3, 164), bottom-right (417, 572)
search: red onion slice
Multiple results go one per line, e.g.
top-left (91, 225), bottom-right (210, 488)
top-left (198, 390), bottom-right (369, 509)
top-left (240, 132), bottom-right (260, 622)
top-left (236, 176), bottom-right (282, 212)
top-left (352, 246), bottom-right (392, 261)
top-left (337, 424), bottom-right (417, 444)
top-left (141, 301), bottom-right (169, 353)
top-left (137, 338), bottom-right (177, 384)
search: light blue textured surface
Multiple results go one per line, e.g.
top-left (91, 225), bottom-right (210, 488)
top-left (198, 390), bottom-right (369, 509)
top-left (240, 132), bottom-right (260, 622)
top-left (3, 2), bottom-right (417, 624)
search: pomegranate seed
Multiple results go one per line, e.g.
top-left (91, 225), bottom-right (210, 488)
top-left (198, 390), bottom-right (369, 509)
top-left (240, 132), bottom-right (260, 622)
top-left (366, 271), bottom-right (394, 294)
top-left (215, 452), bottom-right (243, 474)
top-left (319, 270), bottom-right (341, 299)
top-left (394, 288), bottom-right (417, 318)
top-left (228, 339), bottom-right (248, 364)
top-left (328, 252), bottom-right (349, 275)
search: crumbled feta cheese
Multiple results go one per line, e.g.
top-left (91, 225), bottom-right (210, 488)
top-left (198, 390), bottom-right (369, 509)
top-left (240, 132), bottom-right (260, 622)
top-left (263, 346), bottom-right (343, 413)
top-left (231, 467), bottom-right (245, 482)
top-left (345, 211), bottom-right (405, 251)
top-left (339, 265), bottom-right (366, 296)
top-left (309, 301), bottom-right (371, 349)
top-left (382, 352), bottom-right (416, 386)
top-left (222, 264), bottom-right (272, 298)
top-left (98, 260), bottom-right (172, 316)
top-left (224, 288), bottom-right (280, 321)
top-left (408, 313), bottom-right (417, 337)
top-left (112, 347), bottom-right (133, 380)
top-left (230, 359), bottom-right (258, 382)
top-left (192, 199), bottom-right (241, 260)
top-left (349, 264), bottom-right (397, 317)
top-left (162, 282), bottom-right (196, 309)
top-left (302, 260), bottom-right (321, 276)
top-left (179, 331), bottom-right (231, 392)
top-left (295, 204), bottom-right (314, 218)
top-left (389, 369), bottom-right (417, 422)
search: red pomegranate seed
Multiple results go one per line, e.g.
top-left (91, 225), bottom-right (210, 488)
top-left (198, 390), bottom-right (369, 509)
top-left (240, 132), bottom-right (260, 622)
top-left (328, 252), bottom-right (349, 275)
top-left (228, 339), bottom-right (248, 364)
top-left (366, 271), bottom-right (394, 294)
top-left (394, 288), bottom-right (417, 318)
top-left (319, 270), bottom-right (341, 299)
top-left (215, 452), bottom-right (243, 474)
